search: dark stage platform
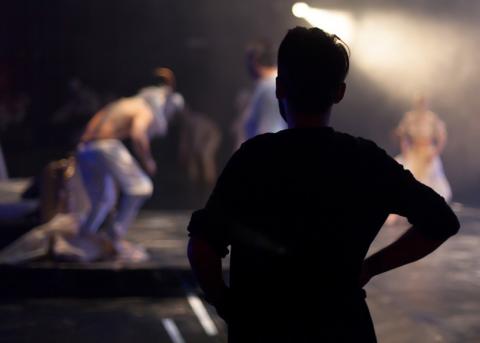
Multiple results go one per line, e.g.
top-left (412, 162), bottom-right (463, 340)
top-left (0, 207), bottom-right (479, 342)
top-left (0, 212), bottom-right (194, 298)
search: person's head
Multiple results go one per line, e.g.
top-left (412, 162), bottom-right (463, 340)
top-left (413, 94), bottom-right (429, 112)
top-left (154, 67), bottom-right (176, 90)
top-left (276, 27), bottom-right (350, 116)
top-left (245, 39), bottom-right (276, 79)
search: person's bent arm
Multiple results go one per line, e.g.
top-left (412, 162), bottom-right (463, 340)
top-left (188, 236), bottom-right (230, 319)
top-left (360, 225), bottom-right (457, 287)
top-left (131, 113), bottom-right (156, 175)
top-left (362, 141), bottom-right (460, 287)
top-left (399, 137), bottom-right (410, 157)
top-left (435, 119), bottom-right (447, 155)
top-left (186, 147), bottom-right (247, 321)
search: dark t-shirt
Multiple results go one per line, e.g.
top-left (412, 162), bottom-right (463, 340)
top-left (188, 127), bottom-right (459, 342)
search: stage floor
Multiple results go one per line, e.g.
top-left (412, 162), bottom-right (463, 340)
top-left (0, 206), bottom-right (479, 342)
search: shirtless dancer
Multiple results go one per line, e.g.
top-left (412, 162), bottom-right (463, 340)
top-left (76, 68), bottom-right (184, 256)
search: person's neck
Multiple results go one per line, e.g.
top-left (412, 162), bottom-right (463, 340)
top-left (286, 108), bottom-right (331, 129)
top-left (258, 67), bottom-right (277, 80)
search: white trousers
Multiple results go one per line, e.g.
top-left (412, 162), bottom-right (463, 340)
top-left (76, 139), bottom-right (153, 239)
top-left (396, 153), bottom-right (452, 202)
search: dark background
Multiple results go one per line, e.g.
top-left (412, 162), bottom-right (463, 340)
top-left (1, 0), bottom-right (479, 207)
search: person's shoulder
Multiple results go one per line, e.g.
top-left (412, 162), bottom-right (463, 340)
top-left (355, 136), bottom-right (382, 150)
top-left (356, 136), bottom-right (392, 160)
top-left (170, 92), bottom-right (185, 108)
top-left (233, 133), bottom-right (279, 161)
top-left (221, 133), bottom-right (277, 173)
top-left (138, 86), bottom-right (159, 93)
top-left (427, 110), bottom-right (443, 122)
top-left (240, 132), bottom-right (277, 150)
top-left (111, 96), bottom-right (143, 111)
top-left (331, 130), bottom-right (355, 142)
top-left (333, 131), bottom-right (390, 159)
top-left (331, 130), bottom-right (377, 148)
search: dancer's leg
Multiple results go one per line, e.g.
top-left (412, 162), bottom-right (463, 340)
top-left (96, 140), bottom-right (153, 240)
top-left (76, 146), bottom-right (117, 236)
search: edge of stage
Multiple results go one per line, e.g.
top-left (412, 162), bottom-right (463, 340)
top-left (0, 211), bottom-right (195, 298)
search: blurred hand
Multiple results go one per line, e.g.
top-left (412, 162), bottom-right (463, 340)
top-left (145, 159), bottom-right (157, 176)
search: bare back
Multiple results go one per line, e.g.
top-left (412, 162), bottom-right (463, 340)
top-left (81, 97), bottom-right (153, 142)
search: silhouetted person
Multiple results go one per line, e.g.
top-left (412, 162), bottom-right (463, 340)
top-left (187, 27), bottom-right (459, 342)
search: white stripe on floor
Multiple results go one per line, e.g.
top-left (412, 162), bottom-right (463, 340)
top-left (162, 318), bottom-right (186, 343)
top-left (187, 293), bottom-right (219, 336)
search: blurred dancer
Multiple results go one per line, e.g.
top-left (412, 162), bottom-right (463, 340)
top-left (178, 109), bottom-right (221, 186)
top-left (232, 40), bottom-right (287, 149)
top-left (395, 95), bottom-right (452, 201)
top-left (77, 68), bottom-right (184, 258)
top-left (0, 157), bottom-right (101, 264)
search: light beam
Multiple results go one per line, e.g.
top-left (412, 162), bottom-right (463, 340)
top-left (292, 2), bottom-right (355, 43)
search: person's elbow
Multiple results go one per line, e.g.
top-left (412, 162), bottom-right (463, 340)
top-left (187, 236), bottom-right (219, 264)
top-left (131, 131), bottom-right (148, 147)
top-left (415, 210), bottom-right (460, 242)
top-left (445, 214), bottom-right (460, 237)
top-left (434, 212), bottom-right (460, 241)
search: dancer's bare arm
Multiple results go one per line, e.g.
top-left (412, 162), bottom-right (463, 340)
top-left (395, 113), bottom-right (410, 156)
top-left (435, 119), bottom-right (447, 154)
top-left (131, 112), bottom-right (156, 175)
top-left (80, 110), bottom-right (108, 142)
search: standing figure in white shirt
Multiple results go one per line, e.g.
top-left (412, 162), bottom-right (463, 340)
top-left (395, 95), bottom-right (452, 202)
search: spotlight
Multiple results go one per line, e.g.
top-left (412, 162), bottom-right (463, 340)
top-left (292, 2), bottom-right (310, 18)
top-left (291, 2), bottom-right (355, 43)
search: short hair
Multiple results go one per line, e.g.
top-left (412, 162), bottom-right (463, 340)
top-left (246, 39), bottom-right (276, 67)
top-left (277, 27), bottom-right (350, 113)
top-left (154, 67), bottom-right (176, 88)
